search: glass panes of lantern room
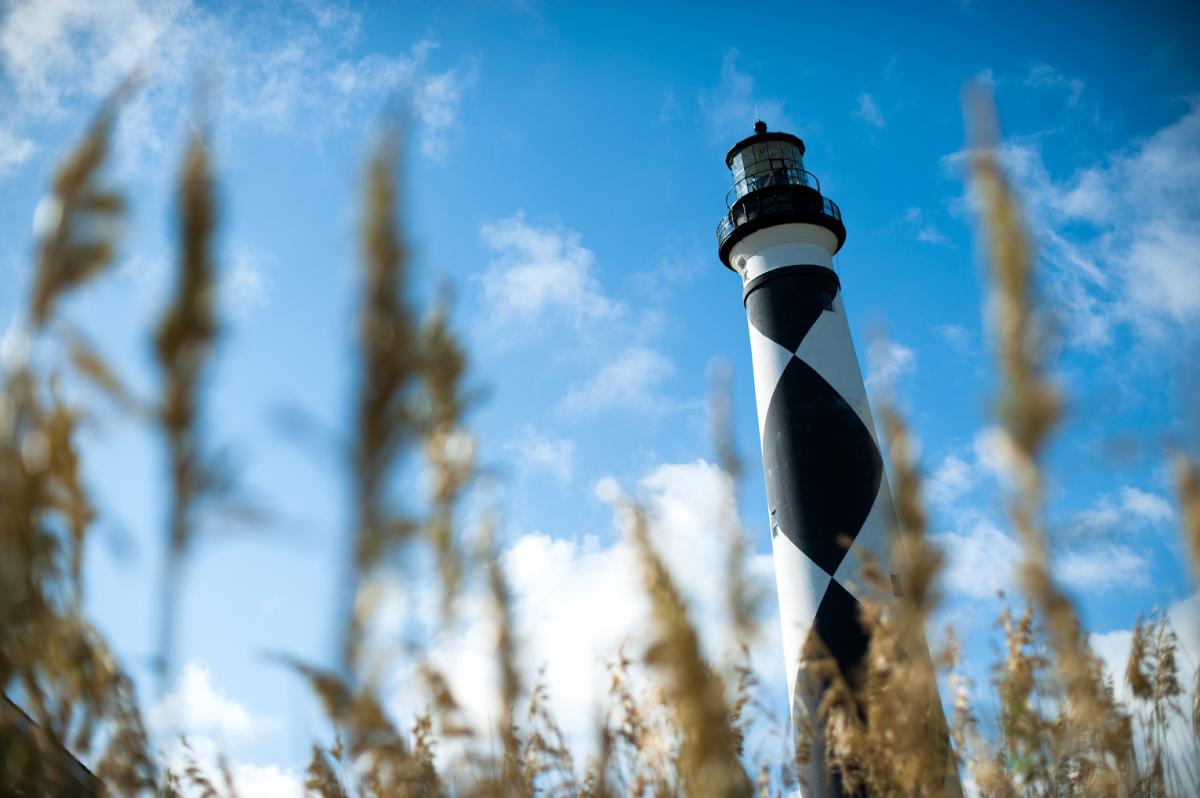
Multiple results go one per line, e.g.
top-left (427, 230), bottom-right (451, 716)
top-left (730, 140), bottom-right (805, 180)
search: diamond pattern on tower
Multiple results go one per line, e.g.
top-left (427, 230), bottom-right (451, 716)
top-left (745, 271), bottom-right (833, 352)
top-left (760, 357), bottom-right (882, 575)
top-left (746, 322), bottom-right (795, 442)
top-left (807, 579), bottom-right (871, 684)
top-left (746, 267), bottom-right (884, 714)
top-left (794, 305), bottom-right (875, 433)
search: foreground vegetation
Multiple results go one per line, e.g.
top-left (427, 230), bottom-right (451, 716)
top-left (1, 85), bottom-right (1198, 797)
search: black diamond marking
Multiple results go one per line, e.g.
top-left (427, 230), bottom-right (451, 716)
top-left (807, 579), bottom-right (871, 687)
top-left (745, 267), bottom-right (838, 352)
top-left (762, 357), bottom-right (882, 576)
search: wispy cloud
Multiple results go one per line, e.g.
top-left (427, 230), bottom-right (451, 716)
top-left (657, 87), bottom-right (679, 124)
top-left (937, 517), bottom-right (1020, 599)
top-left (943, 102), bottom-right (1200, 347)
top-left (478, 213), bottom-right (623, 340)
top-left (0, 125), bottom-right (36, 176)
top-left (929, 429), bottom-right (1167, 601)
top-left (865, 338), bottom-right (916, 391)
top-left (1058, 544), bottom-right (1151, 591)
top-left (222, 245), bottom-right (272, 318)
top-left (699, 50), bottom-right (789, 142)
top-left (1023, 62), bottom-right (1085, 106)
top-left (505, 426), bottom-right (575, 483)
top-left (559, 345), bottom-right (673, 417)
top-left (0, 0), bottom-right (476, 178)
top-left (926, 454), bottom-right (974, 508)
top-left (1064, 486), bottom-right (1176, 539)
top-left (852, 92), bottom-right (885, 128)
top-left (901, 206), bottom-right (951, 245)
top-left (937, 324), bottom-right (970, 349)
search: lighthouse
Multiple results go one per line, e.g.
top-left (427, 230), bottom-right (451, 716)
top-left (717, 121), bottom-right (900, 794)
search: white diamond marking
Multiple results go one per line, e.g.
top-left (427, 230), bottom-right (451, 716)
top-left (746, 319), bottom-right (796, 444)
top-left (771, 532), bottom-right (832, 707)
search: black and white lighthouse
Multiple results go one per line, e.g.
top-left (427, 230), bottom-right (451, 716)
top-left (717, 122), bottom-right (896, 794)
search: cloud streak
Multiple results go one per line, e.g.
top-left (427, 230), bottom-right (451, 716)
top-left (700, 50), bottom-right (789, 142)
top-left (944, 102), bottom-right (1200, 347)
top-left (0, 0), bottom-right (476, 177)
top-left (478, 213), bottom-right (623, 339)
top-left (559, 345), bottom-right (674, 417)
top-left (853, 93), bottom-right (885, 128)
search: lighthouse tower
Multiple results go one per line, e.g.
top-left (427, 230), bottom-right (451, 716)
top-left (717, 122), bottom-right (896, 793)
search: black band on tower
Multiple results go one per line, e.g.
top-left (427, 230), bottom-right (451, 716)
top-left (742, 263), bottom-right (840, 305)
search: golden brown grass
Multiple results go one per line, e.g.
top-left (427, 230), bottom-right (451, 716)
top-left (1, 85), bottom-right (1197, 798)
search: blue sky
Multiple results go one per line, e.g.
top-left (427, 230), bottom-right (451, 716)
top-left (2, 0), bottom-right (1198, 792)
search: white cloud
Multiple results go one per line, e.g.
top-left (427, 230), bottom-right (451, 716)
top-left (222, 246), bottom-right (271, 318)
top-left (937, 323), bottom-right (971, 353)
top-left (926, 454), bottom-right (974, 509)
top-left (916, 225), bottom-right (950, 245)
top-left (228, 762), bottom-right (305, 798)
top-left (383, 460), bottom-right (781, 766)
top-left (1023, 63), bottom-right (1085, 107)
top-left (150, 660), bottom-right (279, 741)
top-left (658, 87), bottom-right (679, 124)
top-left (150, 662), bottom-right (304, 797)
top-left (593, 474), bottom-right (622, 504)
top-left (0, 125), bottom-right (36, 175)
top-left (865, 338), bottom-right (916, 391)
top-left (559, 346), bottom-right (673, 417)
top-left (505, 426), bottom-right (575, 482)
top-left (0, 1), bottom-right (474, 179)
top-left (972, 425), bottom-right (1017, 486)
top-left (160, 736), bottom-right (305, 798)
top-left (478, 214), bottom-right (622, 335)
top-left (937, 517), bottom-right (1021, 599)
top-left (900, 207), bottom-right (950, 245)
top-left (938, 514), bottom-right (1153, 600)
top-left (1064, 486), bottom-right (1175, 539)
top-left (944, 103), bottom-right (1200, 347)
top-left (1118, 486), bottom-right (1173, 524)
top-left (1058, 544), bottom-right (1150, 591)
top-left (0, 315), bottom-right (31, 370)
top-left (853, 93), bottom-right (885, 128)
top-left (0, 0), bottom-right (198, 118)
top-left (699, 50), bottom-right (789, 142)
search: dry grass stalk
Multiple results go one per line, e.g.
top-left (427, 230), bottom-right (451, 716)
top-left (710, 366), bottom-right (763, 646)
top-left (1125, 614), bottom-right (1198, 796)
top-left (153, 129), bottom-right (222, 694)
top-left (522, 673), bottom-right (580, 797)
top-left (305, 742), bottom-right (352, 798)
top-left (2, 94), bottom-right (159, 795)
top-left (344, 130), bottom-right (423, 672)
top-left (482, 522), bottom-right (530, 796)
top-left (839, 406), bottom-right (957, 797)
top-left (1174, 454), bottom-right (1200, 584)
top-left (30, 92), bottom-right (127, 329)
top-left (965, 84), bottom-right (1134, 795)
top-left (601, 649), bottom-right (675, 797)
top-left (628, 502), bottom-right (753, 798)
